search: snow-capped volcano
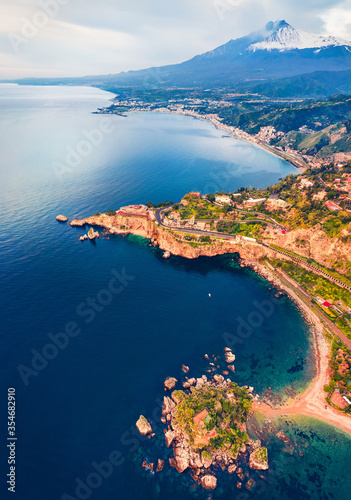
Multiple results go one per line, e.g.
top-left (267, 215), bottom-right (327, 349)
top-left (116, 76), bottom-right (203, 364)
top-left (249, 20), bottom-right (350, 52)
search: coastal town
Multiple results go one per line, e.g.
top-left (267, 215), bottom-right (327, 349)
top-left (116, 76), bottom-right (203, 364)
top-left (60, 155), bottom-right (351, 440)
top-left (96, 91), bottom-right (351, 173)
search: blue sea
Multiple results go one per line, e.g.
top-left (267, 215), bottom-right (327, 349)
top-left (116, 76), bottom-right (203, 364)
top-left (0, 84), bottom-right (350, 500)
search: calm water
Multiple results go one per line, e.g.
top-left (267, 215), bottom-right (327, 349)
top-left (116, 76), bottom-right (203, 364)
top-left (0, 84), bottom-right (350, 500)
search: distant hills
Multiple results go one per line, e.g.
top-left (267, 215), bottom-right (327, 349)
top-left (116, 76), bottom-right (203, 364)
top-left (6, 20), bottom-right (351, 98)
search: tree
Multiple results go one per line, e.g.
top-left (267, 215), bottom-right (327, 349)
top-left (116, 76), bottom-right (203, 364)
top-left (146, 201), bottom-right (154, 208)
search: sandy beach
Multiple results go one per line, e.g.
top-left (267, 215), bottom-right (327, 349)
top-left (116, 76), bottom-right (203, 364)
top-left (252, 265), bottom-right (351, 435)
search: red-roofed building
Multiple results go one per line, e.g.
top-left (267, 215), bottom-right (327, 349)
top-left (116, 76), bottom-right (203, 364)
top-left (323, 301), bottom-right (332, 308)
top-left (193, 409), bottom-right (209, 426)
top-left (325, 201), bottom-right (341, 211)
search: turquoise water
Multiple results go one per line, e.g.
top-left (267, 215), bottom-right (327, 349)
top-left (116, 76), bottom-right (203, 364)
top-left (0, 84), bottom-right (350, 499)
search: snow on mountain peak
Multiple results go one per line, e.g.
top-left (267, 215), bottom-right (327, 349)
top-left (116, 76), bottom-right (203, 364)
top-left (249, 20), bottom-right (350, 52)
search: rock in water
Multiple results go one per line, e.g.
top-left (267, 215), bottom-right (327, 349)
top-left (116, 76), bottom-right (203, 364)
top-left (165, 430), bottom-right (176, 448)
top-left (246, 478), bottom-right (256, 491)
top-left (182, 364), bottom-right (189, 373)
top-left (162, 396), bottom-right (176, 415)
top-left (164, 377), bottom-right (178, 391)
top-left (201, 451), bottom-right (213, 469)
top-left (173, 446), bottom-right (190, 473)
top-left (249, 447), bottom-right (269, 470)
top-left (225, 352), bottom-right (235, 363)
top-left (88, 227), bottom-right (100, 240)
top-left (136, 415), bottom-right (152, 436)
top-left (56, 215), bottom-right (68, 222)
top-left (201, 475), bottom-right (217, 490)
top-left (228, 464), bottom-right (237, 474)
top-left (156, 459), bottom-right (164, 472)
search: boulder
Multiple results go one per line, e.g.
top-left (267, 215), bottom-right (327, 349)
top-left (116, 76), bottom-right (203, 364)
top-left (225, 352), bottom-right (236, 363)
top-left (201, 451), bottom-right (213, 469)
top-left (136, 415), bottom-right (152, 436)
top-left (164, 377), bottom-right (178, 391)
top-left (173, 446), bottom-right (190, 473)
top-left (56, 215), bottom-right (68, 222)
top-left (182, 364), bottom-right (189, 373)
top-left (190, 452), bottom-right (202, 469)
top-left (236, 468), bottom-right (244, 481)
top-left (156, 459), bottom-right (164, 472)
top-left (224, 347), bottom-right (232, 352)
top-left (213, 374), bottom-right (224, 384)
top-left (88, 227), bottom-right (99, 240)
top-left (195, 378), bottom-right (205, 389)
top-left (228, 365), bottom-right (235, 372)
top-left (246, 478), bottom-right (256, 491)
top-left (201, 475), bottom-right (217, 490)
top-left (249, 447), bottom-right (269, 470)
top-left (228, 464), bottom-right (237, 474)
top-left (162, 396), bottom-right (176, 415)
top-left (165, 430), bottom-right (176, 448)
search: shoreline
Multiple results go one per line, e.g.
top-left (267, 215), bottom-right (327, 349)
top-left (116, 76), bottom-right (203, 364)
top-left (109, 107), bottom-right (308, 173)
top-left (69, 210), bottom-right (351, 434)
top-left (244, 259), bottom-right (351, 435)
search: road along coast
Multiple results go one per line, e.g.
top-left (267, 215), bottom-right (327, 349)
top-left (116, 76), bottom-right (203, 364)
top-left (68, 209), bottom-right (351, 433)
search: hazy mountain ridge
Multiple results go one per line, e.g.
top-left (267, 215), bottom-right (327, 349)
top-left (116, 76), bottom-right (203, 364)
top-left (6, 20), bottom-right (351, 96)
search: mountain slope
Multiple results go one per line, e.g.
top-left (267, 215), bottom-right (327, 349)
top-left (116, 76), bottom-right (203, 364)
top-left (7, 20), bottom-right (351, 90)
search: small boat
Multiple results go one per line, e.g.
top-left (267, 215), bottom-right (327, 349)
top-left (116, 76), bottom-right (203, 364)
top-left (208, 293), bottom-right (212, 297)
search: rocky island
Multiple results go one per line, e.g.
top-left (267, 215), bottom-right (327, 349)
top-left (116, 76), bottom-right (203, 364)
top-left (136, 348), bottom-right (268, 491)
top-left (68, 188), bottom-right (351, 436)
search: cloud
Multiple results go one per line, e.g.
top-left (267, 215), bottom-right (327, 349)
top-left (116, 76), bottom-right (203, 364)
top-left (0, 0), bottom-right (348, 79)
top-left (319, 1), bottom-right (351, 41)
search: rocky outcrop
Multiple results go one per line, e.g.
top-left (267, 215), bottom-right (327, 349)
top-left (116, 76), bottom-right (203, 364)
top-left (201, 475), bottom-right (217, 490)
top-left (165, 430), bottom-right (176, 448)
top-left (136, 415), bottom-right (152, 436)
top-left (225, 348), bottom-right (235, 364)
top-left (56, 215), bottom-right (68, 222)
top-left (164, 377), bottom-right (178, 391)
top-left (156, 459), bottom-right (164, 472)
top-left (88, 227), bottom-right (100, 240)
top-left (264, 225), bottom-right (351, 276)
top-left (249, 447), bottom-right (269, 470)
top-left (171, 390), bottom-right (185, 405)
top-left (162, 396), bottom-right (176, 416)
top-left (201, 451), bottom-right (213, 469)
top-left (246, 478), bottom-right (256, 491)
top-left (228, 464), bottom-right (237, 474)
top-left (173, 445), bottom-right (190, 473)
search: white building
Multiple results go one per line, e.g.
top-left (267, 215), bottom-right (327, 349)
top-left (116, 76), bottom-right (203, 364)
top-left (215, 195), bottom-right (232, 204)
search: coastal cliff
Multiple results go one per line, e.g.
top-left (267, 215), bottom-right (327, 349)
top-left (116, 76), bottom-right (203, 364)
top-left (70, 211), bottom-right (351, 275)
top-left (264, 225), bottom-right (351, 273)
top-left (70, 212), bottom-right (272, 261)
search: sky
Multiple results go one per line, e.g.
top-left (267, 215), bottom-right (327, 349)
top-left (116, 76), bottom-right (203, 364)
top-left (0, 0), bottom-right (350, 79)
